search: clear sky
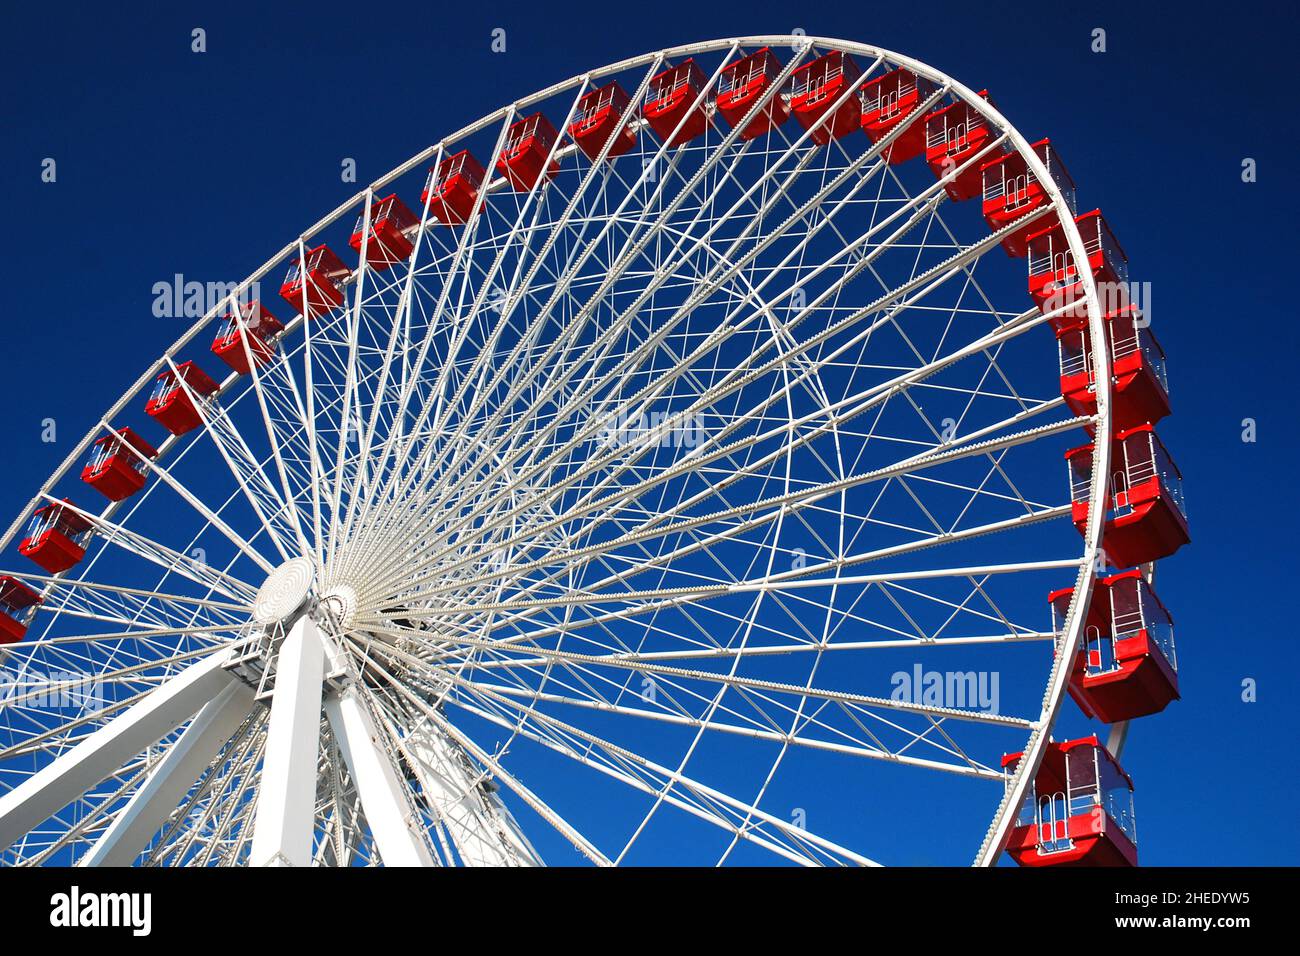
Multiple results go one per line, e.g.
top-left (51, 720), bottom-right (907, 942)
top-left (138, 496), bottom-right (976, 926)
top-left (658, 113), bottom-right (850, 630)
top-left (1, 0), bottom-right (1295, 864)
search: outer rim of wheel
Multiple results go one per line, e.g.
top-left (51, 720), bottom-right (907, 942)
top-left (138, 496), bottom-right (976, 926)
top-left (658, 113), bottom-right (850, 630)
top-left (0, 36), bottom-right (1115, 866)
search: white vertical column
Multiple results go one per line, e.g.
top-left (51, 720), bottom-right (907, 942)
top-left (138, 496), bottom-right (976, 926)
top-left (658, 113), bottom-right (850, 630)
top-left (79, 678), bottom-right (255, 867)
top-left (249, 616), bottom-right (325, 867)
top-left (0, 649), bottom-right (236, 853)
top-left (324, 685), bottom-right (435, 867)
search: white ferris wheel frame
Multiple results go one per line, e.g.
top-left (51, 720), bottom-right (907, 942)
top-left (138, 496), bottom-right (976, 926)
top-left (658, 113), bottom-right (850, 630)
top-left (0, 35), bottom-right (1115, 867)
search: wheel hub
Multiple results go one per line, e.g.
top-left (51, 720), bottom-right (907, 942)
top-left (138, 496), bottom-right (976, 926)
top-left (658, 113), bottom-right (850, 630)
top-left (252, 556), bottom-right (316, 626)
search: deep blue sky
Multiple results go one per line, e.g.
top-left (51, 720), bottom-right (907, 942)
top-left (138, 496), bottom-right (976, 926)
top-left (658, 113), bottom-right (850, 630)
top-left (1, 0), bottom-right (1296, 864)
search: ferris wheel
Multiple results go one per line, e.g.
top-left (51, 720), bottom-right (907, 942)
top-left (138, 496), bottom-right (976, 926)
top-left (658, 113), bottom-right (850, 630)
top-left (0, 36), bottom-right (1188, 867)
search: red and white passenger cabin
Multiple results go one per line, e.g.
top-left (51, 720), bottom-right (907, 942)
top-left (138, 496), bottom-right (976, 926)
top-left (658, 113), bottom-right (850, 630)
top-left (1058, 304), bottom-right (1170, 432)
top-left (279, 243), bottom-right (351, 317)
top-left (1003, 737), bottom-right (1138, 867)
top-left (859, 67), bottom-right (936, 165)
top-left (0, 575), bottom-right (42, 644)
top-left (980, 138), bottom-right (1076, 257)
top-left (715, 47), bottom-right (789, 140)
top-left (923, 90), bottom-right (1004, 201)
top-left (422, 151), bottom-right (487, 226)
top-left (81, 427), bottom-right (158, 502)
top-left (497, 112), bottom-right (560, 191)
top-left (146, 361), bottom-right (219, 437)
top-left (212, 300), bottom-right (284, 375)
top-left (349, 194), bottom-right (419, 270)
top-left (18, 500), bottom-right (93, 575)
top-left (1066, 424), bottom-right (1189, 568)
top-left (642, 59), bottom-right (712, 146)
top-left (1049, 573), bottom-right (1179, 724)
top-left (568, 83), bottom-right (638, 161)
top-left (1027, 209), bottom-right (1128, 324)
top-left (789, 50), bottom-right (862, 144)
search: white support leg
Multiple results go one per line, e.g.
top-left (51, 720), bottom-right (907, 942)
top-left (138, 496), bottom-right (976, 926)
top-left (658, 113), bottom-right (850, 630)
top-left (324, 685), bottom-right (435, 867)
top-left (403, 720), bottom-right (542, 867)
top-left (78, 678), bottom-right (256, 867)
top-left (249, 616), bottom-right (325, 867)
top-left (0, 648), bottom-right (237, 854)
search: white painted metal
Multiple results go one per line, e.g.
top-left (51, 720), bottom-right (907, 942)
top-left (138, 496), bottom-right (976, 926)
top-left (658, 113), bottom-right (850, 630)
top-left (0, 649), bottom-right (236, 852)
top-left (249, 616), bottom-right (326, 867)
top-left (401, 719), bottom-right (541, 867)
top-left (323, 684), bottom-right (436, 867)
top-left (78, 678), bottom-right (255, 866)
top-left (1107, 720), bottom-right (1131, 759)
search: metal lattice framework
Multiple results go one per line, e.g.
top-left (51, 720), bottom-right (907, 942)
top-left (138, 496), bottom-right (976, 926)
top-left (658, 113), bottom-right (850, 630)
top-left (0, 36), bottom-right (1115, 867)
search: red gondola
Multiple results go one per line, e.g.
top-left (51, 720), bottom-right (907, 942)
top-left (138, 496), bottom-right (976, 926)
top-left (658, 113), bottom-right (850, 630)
top-left (642, 59), bottom-right (712, 146)
top-left (422, 150), bottom-right (487, 226)
top-left (211, 300), bottom-right (284, 375)
top-left (1026, 210), bottom-right (1128, 324)
top-left (81, 427), bottom-right (158, 502)
top-left (1067, 424), bottom-right (1189, 568)
top-left (980, 138), bottom-right (1076, 257)
top-left (924, 91), bottom-right (1004, 201)
top-left (496, 113), bottom-right (560, 191)
top-left (145, 361), bottom-right (220, 436)
top-left (789, 50), bottom-right (862, 145)
top-left (349, 194), bottom-right (419, 270)
top-left (279, 244), bottom-right (351, 317)
top-left (1050, 573), bottom-right (1179, 723)
top-left (568, 83), bottom-right (638, 161)
top-left (1003, 737), bottom-right (1137, 867)
top-left (1058, 305), bottom-right (1170, 431)
top-left (859, 67), bottom-right (936, 165)
top-left (0, 576), bottom-right (42, 644)
top-left (715, 47), bottom-right (789, 140)
top-left (18, 501), bottom-right (93, 575)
